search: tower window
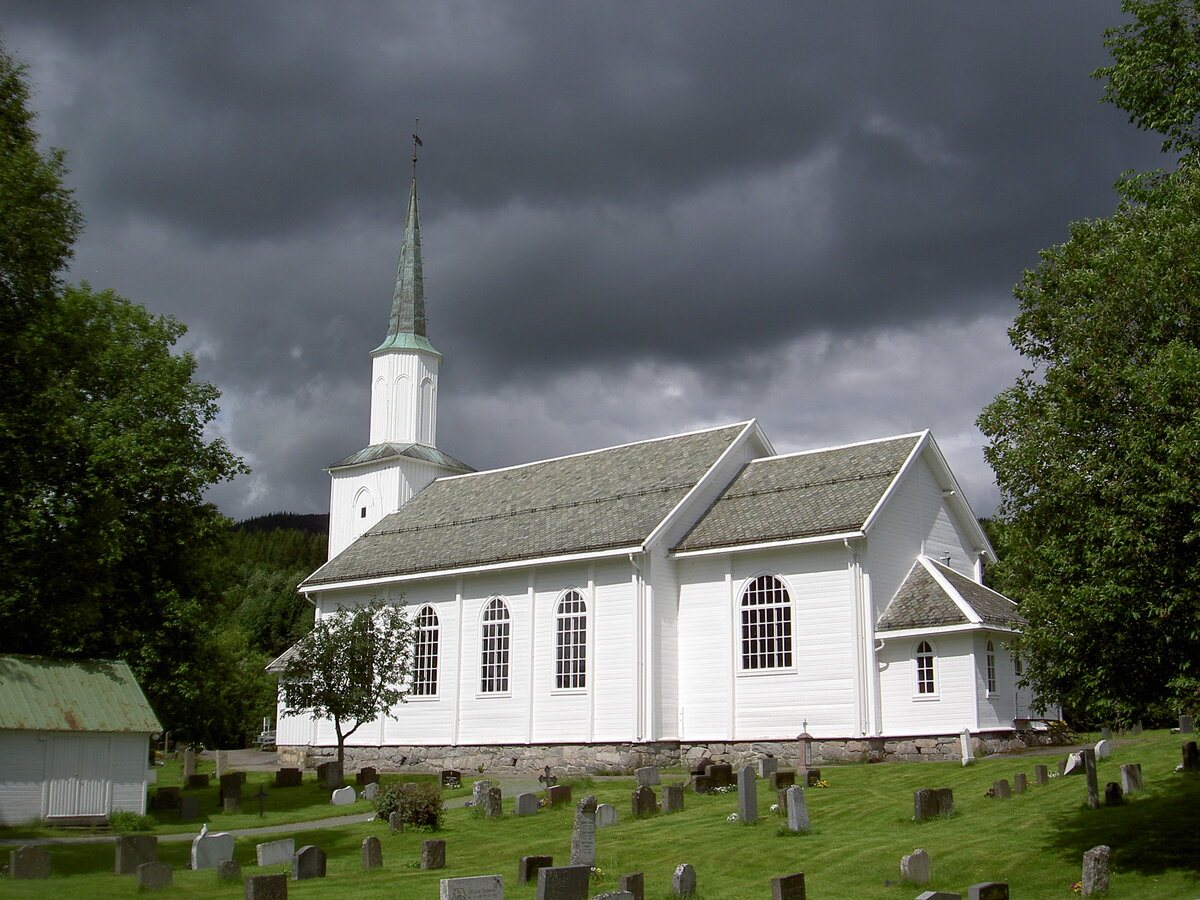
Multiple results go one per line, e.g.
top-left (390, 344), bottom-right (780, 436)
top-left (360, 507), bottom-right (367, 518)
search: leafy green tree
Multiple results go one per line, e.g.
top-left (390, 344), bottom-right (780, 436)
top-left (279, 601), bottom-right (415, 774)
top-left (978, 163), bottom-right (1200, 723)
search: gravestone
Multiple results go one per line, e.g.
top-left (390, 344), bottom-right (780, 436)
top-left (620, 872), bottom-right (645, 900)
top-left (356, 766), bottom-right (379, 785)
top-left (441, 769), bottom-right (461, 786)
top-left (960, 727), bottom-right (975, 766)
top-left (220, 772), bottom-right (242, 801)
top-left (1013, 773), bottom-right (1026, 794)
top-left (152, 786), bottom-right (180, 810)
top-left (114, 834), bottom-right (157, 874)
top-left (316, 761), bottom-right (341, 788)
top-left (673, 862), bottom-right (697, 898)
top-left (275, 768), bottom-right (302, 788)
top-left (1181, 714), bottom-right (1195, 734)
top-left (331, 785), bottom-right (356, 806)
top-left (538, 765), bottom-right (558, 788)
top-left (519, 855), bottom-right (553, 884)
top-left (1104, 782), bottom-right (1123, 805)
top-left (441, 874), bottom-right (504, 899)
top-left (536, 864), bottom-right (591, 900)
top-left (1082, 844), bottom-right (1111, 897)
top-left (1034, 764), bottom-right (1049, 786)
top-left (1101, 726), bottom-right (1112, 741)
top-left (993, 779), bottom-right (1011, 799)
top-left (737, 765), bottom-right (758, 823)
top-left (362, 835), bottom-right (383, 869)
top-left (569, 795), bottom-right (598, 866)
top-left (224, 796), bottom-right (240, 814)
top-left (245, 873), bottom-right (288, 900)
top-left (967, 882), bottom-right (1009, 900)
top-left (9, 845), bottom-right (51, 879)
top-left (662, 783), bottom-right (684, 813)
top-left (187, 773), bottom-right (211, 789)
top-left (594, 893), bottom-right (635, 900)
top-left (635, 766), bottom-right (660, 786)
top-left (935, 787), bottom-right (954, 816)
top-left (770, 872), bottom-right (806, 900)
top-left (179, 795), bottom-right (200, 819)
top-left (291, 845), bottom-right (326, 880)
top-left (421, 839), bottom-right (446, 869)
top-left (547, 784), bottom-right (573, 807)
top-left (1063, 752), bottom-right (1084, 776)
top-left (362, 781), bottom-right (379, 801)
top-left (901, 848), bottom-right (932, 885)
top-left (1082, 748), bottom-right (1100, 809)
top-left (191, 831), bottom-right (234, 869)
top-left (257, 838), bottom-right (295, 866)
top-left (769, 770), bottom-right (795, 790)
top-left (916, 893), bottom-right (962, 900)
top-left (472, 779), bottom-right (495, 808)
top-left (516, 791), bottom-right (539, 815)
top-left (388, 811), bottom-right (404, 832)
top-left (1119, 762), bottom-right (1143, 794)
top-left (136, 861), bottom-right (172, 891)
top-left (631, 784), bottom-right (656, 817)
top-left (1057, 757), bottom-right (1068, 776)
top-left (805, 769), bottom-right (822, 787)
top-left (913, 788), bottom-right (940, 820)
top-left (483, 786), bottom-right (503, 818)
top-left (183, 746), bottom-right (197, 778)
top-left (785, 785), bottom-right (810, 832)
top-left (217, 858), bottom-right (241, 882)
top-left (758, 756), bottom-right (778, 778)
top-left (1094, 739), bottom-right (1112, 760)
top-left (596, 802), bottom-right (618, 827)
top-left (215, 749), bottom-right (227, 777)
top-left (1183, 740), bottom-right (1200, 771)
top-left (691, 774), bottom-right (713, 794)
top-left (691, 756), bottom-right (713, 775)
top-left (705, 763), bottom-right (733, 787)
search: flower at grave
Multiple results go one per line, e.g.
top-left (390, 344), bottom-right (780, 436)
top-left (769, 803), bottom-right (780, 812)
top-left (537, 798), bottom-right (548, 808)
top-left (1071, 880), bottom-right (1082, 894)
top-left (444, 777), bottom-right (461, 789)
top-left (984, 787), bottom-right (995, 798)
top-left (464, 799), bottom-right (476, 807)
top-left (590, 866), bottom-right (604, 881)
top-left (726, 812), bottom-right (740, 823)
top-left (815, 780), bottom-right (830, 788)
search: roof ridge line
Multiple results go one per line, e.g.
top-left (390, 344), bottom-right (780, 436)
top-left (715, 467), bottom-right (898, 501)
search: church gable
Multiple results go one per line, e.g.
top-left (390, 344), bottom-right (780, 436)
top-left (876, 557), bottom-right (1023, 634)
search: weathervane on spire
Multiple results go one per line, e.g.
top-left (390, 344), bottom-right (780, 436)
top-left (412, 119), bottom-right (422, 180)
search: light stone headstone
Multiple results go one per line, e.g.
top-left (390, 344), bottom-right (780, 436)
top-left (1094, 739), bottom-right (1112, 760)
top-left (1034, 764), bottom-right (1049, 786)
top-left (1181, 714), bottom-right (1195, 734)
top-left (472, 779), bottom-right (495, 808)
top-left (1082, 748), bottom-right (1100, 809)
top-left (136, 860), bottom-right (172, 891)
top-left (901, 848), bottom-right (932, 885)
top-left (440, 874), bottom-right (504, 900)
top-left (915, 893), bottom-right (962, 900)
top-left (662, 783), bottom-right (684, 813)
top-left (215, 749), bottom-right (227, 778)
top-left (421, 839), bottom-right (446, 869)
top-left (191, 830), bottom-right (234, 870)
top-left (785, 785), bottom-right (810, 832)
top-left (9, 845), bottom-right (51, 879)
top-left (960, 728), bottom-right (975, 766)
top-left (244, 872), bottom-right (288, 900)
top-left (634, 766), bottom-right (660, 786)
top-left (536, 864), bottom-right (591, 900)
top-left (1063, 752), bottom-right (1084, 776)
top-left (331, 785), bottom-right (356, 806)
top-left (758, 756), bottom-right (778, 778)
top-left (216, 858), bottom-right (241, 882)
top-left (256, 838), bottom-right (295, 867)
top-left (1101, 726), bottom-right (1112, 741)
top-left (1119, 762), bottom-right (1143, 794)
top-left (361, 835), bottom-right (383, 870)
top-left (673, 862), bottom-right (697, 898)
top-left (389, 811), bottom-right (404, 832)
top-left (569, 794), bottom-right (597, 866)
top-left (594, 893), bottom-right (635, 900)
top-left (183, 746), bottom-right (196, 778)
top-left (770, 872), bottom-right (806, 900)
top-left (362, 781), bottom-right (379, 800)
top-left (935, 788), bottom-right (954, 816)
top-left (967, 882), bottom-right (1009, 900)
top-left (483, 786), bottom-right (503, 818)
top-left (519, 855), bottom-right (553, 884)
top-left (1082, 844), bottom-right (1111, 897)
top-left (597, 801), bottom-right (619, 830)
top-left (515, 791), bottom-right (539, 815)
top-left (114, 834), bottom-right (157, 874)
top-left (291, 845), bottom-right (326, 880)
top-left (737, 765), bottom-right (758, 823)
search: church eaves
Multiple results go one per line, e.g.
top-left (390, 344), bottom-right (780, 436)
top-left (374, 176), bottom-right (441, 357)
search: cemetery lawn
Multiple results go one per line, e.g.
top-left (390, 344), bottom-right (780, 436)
top-left (3, 730), bottom-right (1197, 898)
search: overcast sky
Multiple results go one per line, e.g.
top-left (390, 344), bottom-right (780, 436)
top-left (5, 2), bottom-right (1167, 523)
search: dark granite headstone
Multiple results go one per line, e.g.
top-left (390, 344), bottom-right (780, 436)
top-left (1034, 764), bottom-right (1049, 786)
top-left (1013, 773), bottom-right (1027, 794)
top-left (935, 788), bottom-right (954, 816)
top-left (967, 883), bottom-right (1009, 900)
top-left (9, 845), bottom-right (51, 879)
top-left (805, 769), bottom-right (822, 787)
top-left (187, 773), bottom-right (211, 789)
top-left (115, 834), bottom-right (158, 874)
top-left (136, 860), bottom-right (172, 891)
top-left (536, 864), bottom-right (591, 900)
top-left (1183, 740), bottom-right (1200, 772)
top-left (151, 786), bottom-right (180, 810)
top-left (691, 757), bottom-right (713, 775)
top-left (361, 835), bottom-right (383, 869)
top-left (216, 858), bottom-right (241, 882)
top-left (619, 872), bottom-right (645, 900)
top-left (274, 768), bottom-right (303, 787)
top-left (913, 788), bottom-right (939, 819)
top-left (547, 784), bottom-right (572, 808)
top-left (1104, 781), bottom-right (1123, 805)
top-left (440, 769), bottom-right (461, 786)
top-left (483, 786), bottom-right (503, 818)
top-left (421, 839), bottom-right (446, 869)
top-left (691, 774), bottom-right (713, 794)
top-left (769, 770), bottom-right (795, 790)
top-left (179, 795), bottom-right (200, 819)
top-left (220, 773), bottom-right (242, 800)
top-left (519, 855), bottom-right (553, 884)
top-left (356, 766), bottom-right (379, 785)
top-left (770, 872), bottom-right (806, 900)
top-left (631, 784), bottom-right (656, 817)
top-left (245, 873), bottom-right (288, 900)
top-left (316, 761), bottom-right (342, 788)
top-left (224, 796), bottom-right (241, 814)
top-left (705, 763), bottom-right (733, 787)
top-left (291, 845), bottom-right (326, 880)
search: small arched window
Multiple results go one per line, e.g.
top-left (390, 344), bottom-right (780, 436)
top-left (916, 641), bottom-right (936, 694)
top-left (555, 590), bottom-right (587, 689)
top-left (411, 606), bottom-right (439, 696)
top-left (740, 575), bottom-right (793, 671)
top-left (986, 639), bottom-right (997, 694)
top-left (480, 598), bottom-right (511, 693)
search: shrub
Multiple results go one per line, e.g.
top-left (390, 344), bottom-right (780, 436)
top-left (373, 781), bottom-right (443, 829)
top-left (108, 809), bottom-right (156, 832)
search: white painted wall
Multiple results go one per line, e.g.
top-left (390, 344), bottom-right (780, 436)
top-left (369, 349), bottom-right (439, 446)
top-left (877, 632), bottom-right (978, 736)
top-left (327, 457), bottom-right (444, 559)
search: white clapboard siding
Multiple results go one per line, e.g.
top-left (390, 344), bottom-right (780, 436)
top-left (650, 550), bottom-right (681, 741)
top-left (380, 584), bottom-right (459, 746)
top-left (0, 731), bottom-right (48, 826)
top-left (676, 555), bottom-right (735, 740)
top-left (974, 633), bottom-right (1017, 730)
top-left (590, 559), bottom-right (638, 742)
top-left (529, 563), bottom-right (594, 743)
top-left (877, 633), bottom-right (977, 735)
top-left (109, 733), bottom-right (152, 815)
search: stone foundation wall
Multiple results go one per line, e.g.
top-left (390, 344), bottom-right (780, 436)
top-left (278, 729), bottom-right (1056, 775)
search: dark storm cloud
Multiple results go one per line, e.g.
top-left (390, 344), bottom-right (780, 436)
top-left (2, 1), bottom-right (1170, 519)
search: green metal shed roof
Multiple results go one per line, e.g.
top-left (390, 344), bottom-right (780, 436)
top-left (0, 655), bottom-right (162, 734)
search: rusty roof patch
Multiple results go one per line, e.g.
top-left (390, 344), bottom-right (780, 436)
top-left (0, 655), bottom-right (161, 734)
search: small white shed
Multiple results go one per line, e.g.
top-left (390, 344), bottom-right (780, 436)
top-left (0, 655), bottom-right (162, 826)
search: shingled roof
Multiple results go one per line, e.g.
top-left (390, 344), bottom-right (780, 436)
top-left (327, 441), bottom-right (473, 473)
top-left (875, 557), bottom-right (1023, 633)
top-left (304, 422), bottom-right (752, 586)
top-left (672, 434), bottom-right (922, 553)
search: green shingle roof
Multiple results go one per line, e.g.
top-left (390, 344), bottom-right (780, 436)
top-left (875, 558), bottom-right (1023, 632)
top-left (0, 655), bottom-right (161, 733)
top-left (327, 441), bottom-right (474, 473)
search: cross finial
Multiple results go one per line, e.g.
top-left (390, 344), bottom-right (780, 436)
top-left (412, 119), bottom-right (422, 180)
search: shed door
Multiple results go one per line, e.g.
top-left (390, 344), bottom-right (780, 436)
top-left (46, 734), bottom-right (111, 818)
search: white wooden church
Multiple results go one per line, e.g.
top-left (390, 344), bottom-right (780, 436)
top-left (274, 170), bottom-right (1037, 772)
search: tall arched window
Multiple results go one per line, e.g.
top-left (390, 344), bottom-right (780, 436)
top-left (740, 575), bottom-right (793, 671)
top-left (555, 590), bottom-right (587, 689)
top-left (916, 641), bottom-right (936, 694)
top-left (411, 606), bottom-right (439, 696)
top-left (418, 377), bottom-right (435, 444)
top-left (986, 639), bottom-right (997, 694)
top-left (480, 598), bottom-right (510, 693)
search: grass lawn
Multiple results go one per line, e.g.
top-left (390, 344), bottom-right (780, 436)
top-left (3, 730), bottom-right (1197, 898)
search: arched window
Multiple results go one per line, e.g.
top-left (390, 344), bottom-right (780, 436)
top-left (411, 606), bottom-right (439, 696)
top-left (555, 590), bottom-right (587, 689)
top-left (740, 575), bottom-right (793, 671)
top-left (353, 487), bottom-right (374, 534)
top-left (916, 641), bottom-right (936, 694)
top-left (480, 598), bottom-right (510, 693)
top-left (418, 377), bottom-right (435, 444)
top-left (986, 639), bottom-right (997, 694)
